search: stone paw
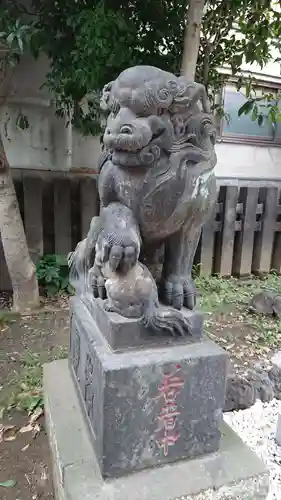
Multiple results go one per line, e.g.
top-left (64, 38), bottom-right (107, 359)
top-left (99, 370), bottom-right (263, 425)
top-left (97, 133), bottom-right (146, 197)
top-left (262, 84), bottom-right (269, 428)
top-left (97, 235), bottom-right (138, 273)
top-left (161, 276), bottom-right (197, 310)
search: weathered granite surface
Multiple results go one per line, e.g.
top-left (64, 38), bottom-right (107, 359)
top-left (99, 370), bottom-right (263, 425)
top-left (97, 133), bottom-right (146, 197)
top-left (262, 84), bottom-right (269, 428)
top-left (68, 65), bottom-right (217, 338)
top-left (44, 358), bottom-right (269, 500)
top-left (83, 294), bottom-right (203, 350)
top-left (269, 351), bottom-right (281, 399)
top-left (69, 297), bottom-right (228, 478)
top-left (225, 351), bottom-right (281, 412)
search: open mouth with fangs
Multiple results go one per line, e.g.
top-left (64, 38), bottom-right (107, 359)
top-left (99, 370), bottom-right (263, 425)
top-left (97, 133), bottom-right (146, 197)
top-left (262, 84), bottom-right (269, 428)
top-left (110, 127), bottom-right (166, 158)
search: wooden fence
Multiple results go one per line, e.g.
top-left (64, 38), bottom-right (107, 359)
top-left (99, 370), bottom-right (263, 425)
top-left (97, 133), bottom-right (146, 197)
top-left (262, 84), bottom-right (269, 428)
top-left (1, 170), bottom-right (281, 290)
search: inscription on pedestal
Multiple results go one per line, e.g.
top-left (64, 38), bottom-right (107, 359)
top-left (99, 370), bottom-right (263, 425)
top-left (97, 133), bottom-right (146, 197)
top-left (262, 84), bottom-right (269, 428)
top-left (156, 368), bottom-right (184, 457)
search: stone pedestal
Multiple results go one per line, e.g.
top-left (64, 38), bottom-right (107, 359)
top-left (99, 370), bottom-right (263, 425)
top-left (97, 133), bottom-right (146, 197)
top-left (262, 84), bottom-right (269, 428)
top-left (44, 359), bottom-right (269, 500)
top-left (69, 297), bottom-right (228, 478)
top-left (83, 295), bottom-right (204, 350)
top-left (40, 296), bottom-right (268, 499)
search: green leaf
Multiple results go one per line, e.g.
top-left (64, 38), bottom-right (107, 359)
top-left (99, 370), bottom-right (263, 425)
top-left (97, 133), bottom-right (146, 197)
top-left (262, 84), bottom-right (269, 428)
top-left (251, 105), bottom-right (258, 121)
top-left (26, 395), bottom-right (43, 413)
top-left (0, 480), bottom-right (17, 488)
top-left (238, 100), bottom-right (254, 117)
top-left (46, 267), bottom-right (60, 280)
top-left (258, 114), bottom-right (264, 126)
top-left (17, 34), bottom-right (24, 54)
top-left (6, 33), bottom-right (15, 46)
top-left (46, 283), bottom-right (59, 296)
top-left (61, 276), bottom-right (69, 289)
top-left (55, 255), bottom-right (68, 267)
top-left (16, 113), bottom-right (29, 130)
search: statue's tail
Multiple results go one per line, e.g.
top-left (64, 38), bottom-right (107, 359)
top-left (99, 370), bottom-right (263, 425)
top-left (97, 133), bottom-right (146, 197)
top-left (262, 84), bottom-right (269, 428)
top-left (68, 239), bottom-right (89, 293)
top-left (141, 301), bottom-right (192, 337)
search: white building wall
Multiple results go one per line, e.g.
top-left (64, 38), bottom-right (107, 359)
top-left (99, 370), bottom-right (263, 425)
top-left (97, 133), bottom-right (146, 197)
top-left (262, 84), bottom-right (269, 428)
top-left (0, 53), bottom-right (102, 171)
top-left (0, 52), bottom-right (281, 178)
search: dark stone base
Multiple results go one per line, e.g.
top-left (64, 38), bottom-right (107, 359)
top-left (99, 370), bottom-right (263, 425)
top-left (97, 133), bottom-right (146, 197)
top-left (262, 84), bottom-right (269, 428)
top-left (69, 297), bottom-right (228, 478)
top-left (44, 359), bottom-right (269, 500)
top-left (83, 293), bottom-right (204, 350)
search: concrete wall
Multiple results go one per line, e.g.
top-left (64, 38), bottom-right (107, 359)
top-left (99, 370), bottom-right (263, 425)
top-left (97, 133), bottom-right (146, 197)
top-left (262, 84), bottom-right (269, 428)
top-left (0, 53), bottom-right (281, 179)
top-left (0, 53), bottom-right (102, 172)
top-left (215, 143), bottom-right (281, 180)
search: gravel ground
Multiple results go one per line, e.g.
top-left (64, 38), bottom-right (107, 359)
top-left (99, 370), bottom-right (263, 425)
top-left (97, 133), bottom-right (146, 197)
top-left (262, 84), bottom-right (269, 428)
top-left (224, 399), bottom-right (281, 500)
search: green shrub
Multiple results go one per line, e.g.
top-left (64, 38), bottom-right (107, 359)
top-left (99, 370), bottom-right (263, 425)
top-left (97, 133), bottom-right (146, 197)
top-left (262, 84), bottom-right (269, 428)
top-left (36, 254), bottom-right (72, 296)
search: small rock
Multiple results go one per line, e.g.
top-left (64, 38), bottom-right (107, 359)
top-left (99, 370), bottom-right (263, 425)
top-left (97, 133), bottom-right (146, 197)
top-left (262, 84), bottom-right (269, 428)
top-left (269, 352), bottom-right (281, 400)
top-left (273, 296), bottom-right (281, 318)
top-left (269, 367), bottom-right (281, 400)
top-left (248, 291), bottom-right (277, 315)
top-left (224, 365), bottom-right (275, 412)
top-left (247, 368), bottom-right (274, 403)
top-left (224, 375), bottom-right (256, 412)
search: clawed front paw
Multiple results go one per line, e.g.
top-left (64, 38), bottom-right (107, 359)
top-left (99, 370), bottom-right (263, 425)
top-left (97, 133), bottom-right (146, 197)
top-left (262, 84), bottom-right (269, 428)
top-left (161, 276), bottom-right (197, 310)
top-left (97, 234), bottom-right (139, 273)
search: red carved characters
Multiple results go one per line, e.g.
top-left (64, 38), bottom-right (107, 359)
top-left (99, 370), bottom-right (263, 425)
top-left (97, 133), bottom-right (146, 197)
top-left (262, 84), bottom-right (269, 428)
top-left (156, 368), bottom-right (184, 457)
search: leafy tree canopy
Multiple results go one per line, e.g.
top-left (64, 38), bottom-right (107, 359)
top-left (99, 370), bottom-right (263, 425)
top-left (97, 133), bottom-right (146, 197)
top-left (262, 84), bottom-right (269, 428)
top-left (0, 4), bottom-right (30, 71)
top-left (1, 0), bottom-right (281, 133)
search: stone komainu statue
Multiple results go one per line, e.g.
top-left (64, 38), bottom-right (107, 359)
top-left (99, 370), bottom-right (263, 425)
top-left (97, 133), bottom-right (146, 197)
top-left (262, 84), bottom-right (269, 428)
top-left (69, 66), bottom-right (217, 337)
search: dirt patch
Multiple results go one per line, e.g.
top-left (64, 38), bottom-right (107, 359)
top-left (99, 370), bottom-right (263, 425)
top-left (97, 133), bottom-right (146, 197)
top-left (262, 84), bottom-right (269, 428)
top-left (0, 302), bottom-right (69, 500)
top-left (196, 274), bottom-right (281, 372)
top-left (205, 313), bottom-right (275, 371)
top-left (0, 413), bottom-right (53, 500)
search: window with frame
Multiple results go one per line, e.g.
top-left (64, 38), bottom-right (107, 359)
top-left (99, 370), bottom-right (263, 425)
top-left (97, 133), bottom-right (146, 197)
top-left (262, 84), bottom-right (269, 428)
top-left (220, 84), bottom-right (281, 146)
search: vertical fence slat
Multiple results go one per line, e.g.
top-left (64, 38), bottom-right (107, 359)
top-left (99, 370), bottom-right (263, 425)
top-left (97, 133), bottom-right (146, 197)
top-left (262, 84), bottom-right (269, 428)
top-left (200, 228), bottom-right (213, 275)
top-left (252, 187), bottom-right (279, 274)
top-left (23, 175), bottom-right (43, 262)
top-left (54, 178), bottom-right (71, 255)
top-left (80, 177), bottom-right (99, 239)
top-left (233, 187), bottom-right (259, 276)
top-left (42, 178), bottom-right (54, 254)
top-left (272, 233), bottom-right (281, 273)
top-left (272, 192), bottom-right (281, 273)
top-left (200, 195), bottom-right (219, 276)
top-left (217, 186), bottom-right (239, 276)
